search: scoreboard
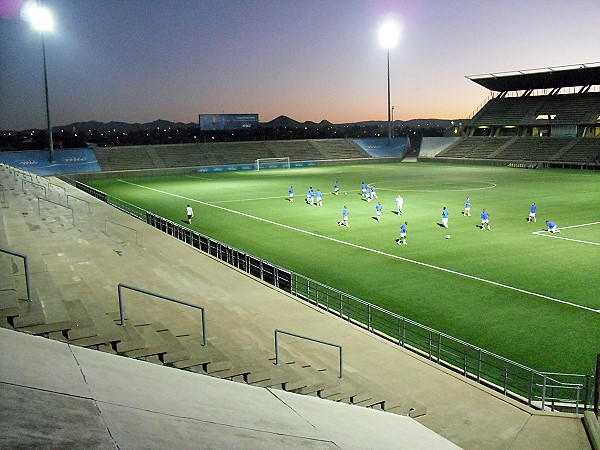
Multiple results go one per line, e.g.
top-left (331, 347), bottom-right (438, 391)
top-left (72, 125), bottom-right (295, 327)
top-left (199, 114), bottom-right (259, 131)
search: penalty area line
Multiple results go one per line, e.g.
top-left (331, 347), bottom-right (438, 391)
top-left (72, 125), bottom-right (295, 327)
top-left (118, 179), bottom-right (599, 314)
top-left (532, 221), bottom-right (600, 246)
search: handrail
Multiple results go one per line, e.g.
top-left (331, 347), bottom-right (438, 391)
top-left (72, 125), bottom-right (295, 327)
top-left (274, 329), bottom-right (342, 378)
top-left (66, 194), bottom-right (91, 213)
top-left (104, 219), bottom-right (138, 245)
top-left (0, 248), bottom-right (31, 301)
top-left (37, 197), bottom-right (75, 225)
top-left (22, 179), bottom-right (47, 198)
top-left (117, 283), bottom-right (206, 346)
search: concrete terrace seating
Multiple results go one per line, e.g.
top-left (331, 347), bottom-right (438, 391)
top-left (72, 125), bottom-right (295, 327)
top-left (309, 139), bottom-right (372, 160)
top-left (436, 137), bottom-right (512, 159)
top-left (555, 138), bottom-right (600, 162)
top-left (470, 92), bottom-right (600, 127)
top-left (534, 93), bottom-right (600, 124)
top-left (265, 140), bottom-right (328, 161)
top-left (93, 145), bottom-right (162, 171)
top-left (491, 137), bottom-right (573, 161)
top-left (471, 96), bottom-right (545, 127)
top-left (93, 139), bottom-right (374, 172)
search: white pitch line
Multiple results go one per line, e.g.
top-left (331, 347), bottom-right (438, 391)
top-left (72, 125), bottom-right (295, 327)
top-left (532, 222), bottom-right (600, 246)
top-left (375, 182), bottom-right (497, 193)
top-left (117, 179), bottom-right (599, 314)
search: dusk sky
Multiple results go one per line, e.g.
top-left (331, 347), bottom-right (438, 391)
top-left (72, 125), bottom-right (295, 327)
top-left (1, 0), bottom-right (599, 131)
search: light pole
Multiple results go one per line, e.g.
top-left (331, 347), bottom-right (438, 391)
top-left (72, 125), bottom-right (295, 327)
top-left (26, 3), bottom-right (55, 163)
top-left (379, 20), bottom-right (400, 147)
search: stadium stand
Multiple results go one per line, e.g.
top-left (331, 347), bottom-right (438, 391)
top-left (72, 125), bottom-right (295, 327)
top-left (92, 139), bottom-right (372, 172)
top-left (427, 63), bottom-right (600, 168)
top-left (1, 164), bottom-right (592, 449)
top-left (309, 139), bottom-right (372, 160)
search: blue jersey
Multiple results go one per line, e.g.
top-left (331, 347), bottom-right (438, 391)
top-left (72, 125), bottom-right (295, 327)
top-left (530, 204), bottom-right (537, 213)
top-left (289, 188), bottom-right (294, 195)
top-left (316, 190), bottom-right (322, 198)
top-left (307, 189), bottom-right (313, 197)
top-left (442, 209), bottom-right (449, 218)
top-left (465, 200), bottom-right (470, 208)
top-left (334, 182), bottom-right (338, 189)
top-left (547, 221), bottom-right (556, 228)
top-left (400, 223), bottom-right (407, 233)
top-left (481, 211), bottom-right (489, 220)
top-left (361, 183), bottom-right (367, 190)
top-left (342, 208), bottom-right (348, 217)
top-left (375, 204), bottom-right (382, 212)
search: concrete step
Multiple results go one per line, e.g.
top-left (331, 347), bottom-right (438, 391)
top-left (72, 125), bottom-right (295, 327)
top-left (115, 322), bottom-right (146, 353)
top-left (11, 299), bottom-right (46, 328)
top-left (156, 329), bottom-right (190, 364)
top-left (0, 289), bottom-right (20, 319)
top-left (15, 320), bottom-right (73, 336)
top-left (63, 299), bottom-right (98, 340)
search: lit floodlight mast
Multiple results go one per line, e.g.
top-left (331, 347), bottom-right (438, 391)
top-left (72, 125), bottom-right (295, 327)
top-left (379, 21), bottom-right (400, 147)
top-left (28, 3), bottom-right (55, 163)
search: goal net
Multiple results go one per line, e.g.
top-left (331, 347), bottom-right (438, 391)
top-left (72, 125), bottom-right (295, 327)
top-left (255, 157), bottom-right (291, 171)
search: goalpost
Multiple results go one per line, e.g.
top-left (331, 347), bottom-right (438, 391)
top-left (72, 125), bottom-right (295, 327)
top-left (255, 157), bottom-right (290, 171)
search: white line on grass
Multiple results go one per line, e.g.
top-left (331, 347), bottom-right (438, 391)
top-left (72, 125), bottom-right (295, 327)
top-left (118, 179), bottom-right (599, 314)
top-left (375, 181), bottom-right (497, 193)
top-left (532, 222), bottom-right (600, 246)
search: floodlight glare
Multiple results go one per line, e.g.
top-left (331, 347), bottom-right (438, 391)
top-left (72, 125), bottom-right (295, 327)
top-left (378, 21), bottom-right (400, 49)
top-left (22, 2), bottom-right (54, 32)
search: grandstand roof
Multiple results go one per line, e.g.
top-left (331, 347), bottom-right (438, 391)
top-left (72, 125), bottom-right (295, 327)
top-left (467, 63), bottom-right (600, 92)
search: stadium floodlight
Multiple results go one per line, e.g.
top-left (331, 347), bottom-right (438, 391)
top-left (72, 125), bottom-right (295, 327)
top-left (379, 19), bottom-right (400, 147)
top-left (22, 1), bottom-right (55, 163)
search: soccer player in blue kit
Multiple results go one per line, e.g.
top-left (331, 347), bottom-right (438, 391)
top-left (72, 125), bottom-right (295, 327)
top-left (545, 220), bottom-right (560, 233)
top-left (338, 206), bottom-right (349, 227)
top-left (315, 189), bottom-right (323, 207)
top-left (481, 209), bottom-right (490, 230)
top-left (375, 202), bottom-right (382, 221)
top-left (464, 198), bottom-right (471, 216)
top-left (288, 186), bottom-right (294, 202)
top-left (398, 221), bottom-right (408, 245)
top-left (441, 207), bottom-right (449, 228)
top-left (528, 203), bottom-right (537, 222)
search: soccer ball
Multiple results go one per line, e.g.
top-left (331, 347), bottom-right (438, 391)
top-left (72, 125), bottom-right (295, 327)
top-left (445, 235), bottom-right (450, 239)
top-left (344, 191), bottom-right (347, 195)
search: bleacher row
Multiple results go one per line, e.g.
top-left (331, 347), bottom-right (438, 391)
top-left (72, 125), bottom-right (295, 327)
top-left (93, 139), bottom-right (371, 171)
top-left (0, 165), bottom-right (424, 417)
top-left (471, 92), bottom-right (600, 126)
top-left (437, 137), bottom-right (600, 163)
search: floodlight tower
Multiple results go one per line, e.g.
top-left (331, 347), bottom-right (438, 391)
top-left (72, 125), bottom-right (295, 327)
top-left (28, 3), bottom-right (56, 163)
top-left (379, 20), bottom-right (400, 147)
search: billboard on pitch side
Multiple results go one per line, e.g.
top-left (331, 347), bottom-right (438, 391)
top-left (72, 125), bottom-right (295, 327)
top-left (199, 114), bottom-right (259, 131)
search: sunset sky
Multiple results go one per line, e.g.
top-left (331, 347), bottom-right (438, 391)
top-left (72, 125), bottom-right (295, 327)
top-left (1, 0), bottom-right (599, 130)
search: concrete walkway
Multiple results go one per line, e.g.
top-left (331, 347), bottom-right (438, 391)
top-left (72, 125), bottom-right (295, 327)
top-left (0, 166), bottom-right (591, 449)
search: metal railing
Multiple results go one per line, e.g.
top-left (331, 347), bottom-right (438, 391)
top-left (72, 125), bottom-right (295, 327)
top-left (37, 197), bottom-right (75, 226)
top-left (22, 179), bottom-right (47, 198)
top-left (274, 329), bottom-right (343, 378)
top-left (104, 219), bottom-right (138, 245)
top-left (67, 179), bottom-right (595, 411)
top-left (117, 283), bottom-right (206, 346)
top-left (0, 248), bottom-right (32, 301)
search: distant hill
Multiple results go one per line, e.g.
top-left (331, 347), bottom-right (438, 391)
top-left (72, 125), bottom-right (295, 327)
top-left (55, 119), bottom-right (198, 133)
top-left (5, 116), bottom-right (455, 133)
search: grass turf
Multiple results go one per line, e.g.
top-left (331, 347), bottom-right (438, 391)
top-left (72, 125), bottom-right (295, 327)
top-left (84, 163), bottom-right (600, 375)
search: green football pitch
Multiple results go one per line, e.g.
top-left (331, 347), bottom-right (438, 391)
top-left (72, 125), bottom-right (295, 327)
top-left (84, 163), bottom-right (600, 376)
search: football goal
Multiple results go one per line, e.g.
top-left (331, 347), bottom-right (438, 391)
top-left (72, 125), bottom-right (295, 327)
top-left (255, 157), bottom-right (290, 171)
